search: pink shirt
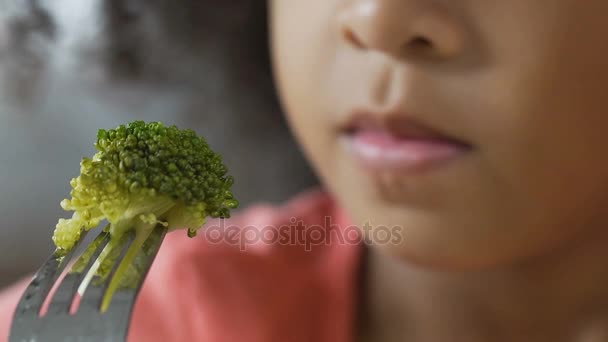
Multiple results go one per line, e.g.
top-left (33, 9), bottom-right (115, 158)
top-left (0, 189), bottom-right (364, 342)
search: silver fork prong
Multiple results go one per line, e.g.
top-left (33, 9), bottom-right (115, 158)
top-left (78, 230), bottom-right (136, 313)
top-left (82, 226), bottom-right (167, 316)
top-left (130, 225), bottom-right (167, 289)
top-left (104, 225), bottom-right (168, 315)
top-left (46, 231), bottom-right (111, 316)
top-left (12, 230), bottom-right (90, 319)
top-left (9, 225), bottom-right (168, 342)
top-left (99, 227), bottom-right (168, 342)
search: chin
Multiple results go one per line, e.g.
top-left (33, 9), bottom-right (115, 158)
top-left (372, 230), bottom-right (565, 273)
top-left (378, 244), bottom-right (501, 272)
top-left (359, 217), bottom-right (525, 272)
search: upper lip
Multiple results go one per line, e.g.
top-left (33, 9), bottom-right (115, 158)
top-left (342, 110), bottom-right (472, 146)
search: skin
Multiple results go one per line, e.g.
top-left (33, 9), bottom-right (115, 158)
top-left (270, 0), bottom-right (608, 341)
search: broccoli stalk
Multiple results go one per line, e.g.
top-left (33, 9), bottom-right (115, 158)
top-left (52, 121), bottom-right (238, 311)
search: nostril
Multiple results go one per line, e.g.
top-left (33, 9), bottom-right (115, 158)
top-left (343, 28), bottom-right (366, 50)
top-left (410, 36), bottom-right (433, 49)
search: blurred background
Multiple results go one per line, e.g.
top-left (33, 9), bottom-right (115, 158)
top-left (0, 0), bottom-right (317, 287)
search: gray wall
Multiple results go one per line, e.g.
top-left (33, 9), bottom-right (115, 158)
top-left (0, 0), bottom-right (317, 287)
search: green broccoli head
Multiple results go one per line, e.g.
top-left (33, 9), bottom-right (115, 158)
top-left (53, 121), bottom-right (238, 252)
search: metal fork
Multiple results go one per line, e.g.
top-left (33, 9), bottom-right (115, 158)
top-left (9, 225), bottom-right (167, 342)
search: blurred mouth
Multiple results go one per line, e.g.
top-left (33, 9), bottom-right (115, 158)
top-left (341, 112), bottom-right (473, 174)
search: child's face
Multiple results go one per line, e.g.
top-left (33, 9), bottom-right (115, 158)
top-left (270, 1), bottom-right (608, 269)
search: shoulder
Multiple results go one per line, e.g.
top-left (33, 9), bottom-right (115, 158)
top-left (0, 277), bottom-right (30, 340)
top-left (0, 188), bottom-right (362, 342)
top-left (129, 188), bottom-right (363, 342)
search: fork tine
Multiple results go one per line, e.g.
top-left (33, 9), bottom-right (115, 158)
top-left (131, 225), bottom-right (167, 287)
top-left (110, 225), bottom-right (167, 308)
top-left (46, 231), bottom-right (111, 316)
top-left (104, 225), bottom-right (168, 314)
top-left (10, 226), bottom-right (168, 342)
top-left (12, 230), bottom-right (90, 318)
top-left (99, 226), bottom-right (168, 342)
top-left (79, 225), bottom-right (166, 315)
top-left (78, 230), bottom-right (136, 313)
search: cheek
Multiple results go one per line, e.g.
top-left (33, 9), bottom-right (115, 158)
top-left (271, 1), bottom-right (341, 178)
top-left (483, 25), bottom-right (608, 224)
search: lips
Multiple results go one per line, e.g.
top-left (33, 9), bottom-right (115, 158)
top-left (342, 112), bottom-right (472, 173)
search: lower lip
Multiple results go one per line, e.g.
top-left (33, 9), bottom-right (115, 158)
top-left (346, 130), bottom-right (471, 173)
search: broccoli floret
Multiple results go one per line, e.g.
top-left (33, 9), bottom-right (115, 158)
top-left (54, 120), bottom-right (238, 251)
top-left (52, 121), bottom-right (238, 310)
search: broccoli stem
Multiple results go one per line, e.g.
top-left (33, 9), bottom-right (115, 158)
top-left (77, 237), bottom-right (116, 297)
top-left (100, 220), bottom-right (157, 312)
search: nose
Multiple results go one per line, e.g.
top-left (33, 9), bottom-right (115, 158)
top-left (338, 0), bottom-right (466, 61)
